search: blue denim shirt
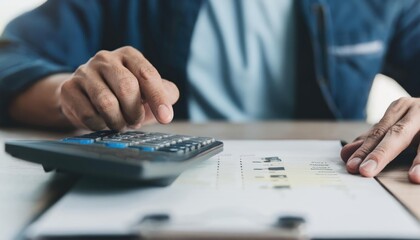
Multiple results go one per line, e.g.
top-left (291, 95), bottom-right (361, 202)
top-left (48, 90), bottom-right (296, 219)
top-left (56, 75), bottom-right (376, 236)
top-left (0, 0), bottom-right (419, 125)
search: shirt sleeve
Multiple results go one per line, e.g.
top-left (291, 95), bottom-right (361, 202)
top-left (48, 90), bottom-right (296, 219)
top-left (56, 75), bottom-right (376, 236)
top-left (0, 0), bottom-right (104, 125)
top-left (383, 0), bottom-right (420, 97)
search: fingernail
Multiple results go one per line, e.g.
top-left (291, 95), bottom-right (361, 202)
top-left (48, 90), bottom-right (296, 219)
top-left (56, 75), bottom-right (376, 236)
top-left (409, 165), bottom-right (420, 176)
top-left (360, 159), bottom-right (378, 173)
top-left (158, 104), bottom-right (173, 122)
top-left (347, 157), bottom-right (362, 169)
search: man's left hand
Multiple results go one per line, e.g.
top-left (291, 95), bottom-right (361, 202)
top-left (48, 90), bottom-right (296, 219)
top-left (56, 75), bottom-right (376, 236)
top-left (341, 97), bottom-right (420, 183)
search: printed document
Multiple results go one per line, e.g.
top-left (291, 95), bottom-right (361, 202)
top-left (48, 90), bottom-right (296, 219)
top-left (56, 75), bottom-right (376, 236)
top-left (26, 141), bottom-right (420, 239)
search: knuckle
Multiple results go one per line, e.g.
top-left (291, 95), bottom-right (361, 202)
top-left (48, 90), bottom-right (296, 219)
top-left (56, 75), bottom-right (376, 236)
top-left (388, 123), bottom-right (406, 136)
top-left (388, 100), bottom-right (401, 114)
top-left (90, 85), bottom-right (107, 98)
top-left (119, 46), bottom-right (138, 54)
top-left (367, 126), bottom-right (387, 141)
top-left (396, 97), bottom-right (413, 107)
top-left (96, 94), bottom-right (118, 113)
top-left (367, 123), bottom-right (388, 141)
top-left (388, 97), bottom-right (412, 114)
top-left (109, 65), bottom-right (126, 76)
top-left (116, 79), bottom-right (138, 98)
top-left (94, 50), bottom-right (112, 62)
top-left (139, 66), bottom-right (160, 82)
top-left (91, 59), bottom-right (112, 71)
top-left (400, 96), bottom-right (412, 103)
top-left (390, 99), bottom-right (399, 108)
top-left (74, 65), bottom-right (89, 78)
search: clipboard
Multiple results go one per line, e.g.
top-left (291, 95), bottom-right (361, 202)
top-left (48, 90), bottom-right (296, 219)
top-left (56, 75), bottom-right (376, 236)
top-left (24, 140), bottom-right (420, 240)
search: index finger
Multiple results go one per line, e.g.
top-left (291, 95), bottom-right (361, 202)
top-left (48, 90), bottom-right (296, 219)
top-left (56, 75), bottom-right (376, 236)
top-left (118, 47), bottom-right (174, 124)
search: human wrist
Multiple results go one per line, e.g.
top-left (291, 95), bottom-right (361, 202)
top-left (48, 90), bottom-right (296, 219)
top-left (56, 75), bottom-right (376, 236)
top-left (9, 73), bottom-right (74, 128)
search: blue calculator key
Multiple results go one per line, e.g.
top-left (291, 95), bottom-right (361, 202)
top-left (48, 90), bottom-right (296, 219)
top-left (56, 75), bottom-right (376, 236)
top-left (62, 138), bottom-right (94, 145)
top-left (105, 142), bottom-right (129, 148)
top-left (130, 145), bottom-right (157, 152)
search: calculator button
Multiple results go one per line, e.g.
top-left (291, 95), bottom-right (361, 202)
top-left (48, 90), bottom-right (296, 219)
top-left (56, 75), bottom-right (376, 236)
top-left (192, 137), bottom-right (214, 145)
top-left (105, 142), bottom-right (129, 148)
top-left (159, 141), bottom-right (172, 147)
top-left (129, 138), bottom-right (147, 143)
top-left (97, 139), bottom-right (133, 144)
top-left (170, 144), bottom-right (188, 152)
top-left (165, 136), bottom-right (183, 143)
top-left (146, 140), bottom-right (166, 146)
top-left (78, 130), bottom-right (117, 140)
top-left (62, 138), bottom-right (94, 144)
top-left (184, 141), bottom-right (201, 149)
top-left (158, 147), bottom-right (184, 154)
top-left (184, 143), bottom-right (195, 151)
top-left (141, 137), bottom-right (156, 142)
top-left (129, 144), bottom-right (159, 152)
top-left (177, 136), bottom-right (191, 141)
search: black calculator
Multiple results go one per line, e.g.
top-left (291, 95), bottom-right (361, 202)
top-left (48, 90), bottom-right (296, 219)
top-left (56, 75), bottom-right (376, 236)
top-left (5, 130), bottom-right (223, 182)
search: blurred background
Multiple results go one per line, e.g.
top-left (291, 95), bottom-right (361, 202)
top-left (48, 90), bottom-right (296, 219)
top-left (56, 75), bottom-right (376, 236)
top-left (0, 0), bottom-right (410, 124)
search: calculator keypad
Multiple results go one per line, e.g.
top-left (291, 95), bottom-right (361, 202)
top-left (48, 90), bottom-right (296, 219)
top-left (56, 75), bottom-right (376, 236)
top-left (62, 131), bottom-right (215, 154)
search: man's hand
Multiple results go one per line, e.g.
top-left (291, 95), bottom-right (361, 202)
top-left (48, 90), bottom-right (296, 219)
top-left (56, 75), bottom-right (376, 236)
top-left (60, 46), bottom-right (179, 131)
top-left (341, 97), bottom-right (420, 184)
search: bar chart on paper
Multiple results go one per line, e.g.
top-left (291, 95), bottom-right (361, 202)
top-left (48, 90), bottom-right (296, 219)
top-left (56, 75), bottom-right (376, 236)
top-left (173, 141), bottom-right (349, 192)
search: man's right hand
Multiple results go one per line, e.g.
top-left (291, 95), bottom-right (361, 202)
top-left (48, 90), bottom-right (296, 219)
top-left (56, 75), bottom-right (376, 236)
top-left (60, 46), bottom-right (179, 131)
